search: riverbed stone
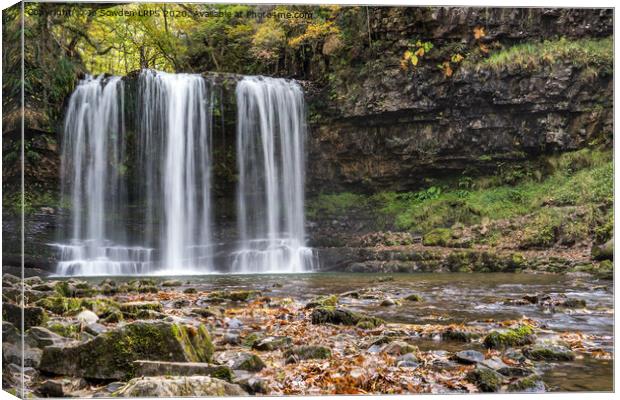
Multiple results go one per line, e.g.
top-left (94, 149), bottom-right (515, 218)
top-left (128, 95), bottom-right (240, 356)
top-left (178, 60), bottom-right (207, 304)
top-left (466, 366), bottom-right (504, 392)
top-left (522, 344), bottom-right (575, 361)
top-left (507, 375), bottom-right (546, 393)
top-left (26, 326), bottom-right (73, 347)
top-left (454, 350), bottom-right (485, 364)
top-left (76, 310), bottom-right (99, 325)
top-left (231, 352), bottom-right (267, 372)
top-left (161, 279), bottom-right (182, 287)
top-left (305, 294), bottom-right (338, 309)
top-left (310, 307), bottom-right (384, 328)
top-left (2, 303), bottom-right (48, 330)
top-left (114, 376), bottom-right (247, 397)
top-left (37, 378), bottom-right (87, 397)
top-left (133, 360), bottom-right (233, 381)
top-left (38, 321), bottom-right (214, 380)
top-left (3, 321), bottom-right (20, 343)
top-left (119, 301), bottom-right (163, 315)
top-left (483, 325), bottom-right (536, 349)
top-left (252, 336), bottom-right (292, 351)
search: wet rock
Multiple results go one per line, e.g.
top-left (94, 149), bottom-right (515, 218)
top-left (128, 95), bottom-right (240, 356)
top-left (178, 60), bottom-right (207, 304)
top-left (172, 299), bottom-right (191, 309)
top-left (76, 310), bottom-right (99, 325)
top-left (184, 287), bottom-right (198, 294)
top-left (466, 366), bottom-right (504, 392)
top-left (114, 376), bottom-right (247, 397)
top-left (233, 371), bottom-right (270, 394)
top-left (479, 357), bottom-right (508, 371)
top-left (84, 323), bottom-right (107, 336)
top-left (191, 307), bottom-right (220, 318)
top-left (380, 298), bottom-right (398, 307)
top-left (454, 350), bottom-right (484, 364)
top-left (161, 280), bottom-right (182, 287)
top-left (522, 294), bottom-right (539, 304)
top-left (559, 298), bottom-right (586, 308)
top-left (522, 344), bottom-right (575, 361)
top-left (24, 276), bottom-right (43, 286)
top-left (382, 341), bottom-right (417, 356)
top-left (134, 360), bottom-right (233, 381)
top-left (93, 382), bottom-right (126, 397)
top-left (242, 332), bottom-right (263, 348)
top-left (226, 318), bottom-right (243, 329)
top-left (2, 321), bottom-right (20, 343)
top-left (3, 273), bottom-right (21, 286)
top-left (497, 366), bottom-right (534, 377)
top-left (311, 307), bottom-right (384, 328)
top-left (284, 345), bottom-right (331, 362)
top-left (507, 375), bottom-right (546, 393)
top-left (591, 238), bottom-right (613, 261)
top-left (119, 301), bottom-right (163, 315)
top-left (31, 283), bottom-right (55, 292)
top-left (304, 294), bottom-right (338, 309)
top-left (26, 326), bottom-right (73, 348)
top-left (252, 336), bottom-right (292, 351)
top-left (404, 294), bottom-right (423, 302)
top-left (3, 342), bottom-right (42, 367)
top-left (37, 377), bottom-right (87, 397)
top-left (2, 303), bottom-right (47, 330)
top-left (396, 352), bottom-right (419, 368)
top-left (209, 290), bottom-right (261, 302)
top-left (231, 352), bottom-right (267, 372)
top-left (101, 308), bottom-right (123, 323)
top-left (222, 332), bottom-right (241, 345)
top-left (39, 321), bottom-right (214, 380)
top-left (441, 327), bottom-right (480, 342)
top-left (483, 325), bottom-right (535, 349)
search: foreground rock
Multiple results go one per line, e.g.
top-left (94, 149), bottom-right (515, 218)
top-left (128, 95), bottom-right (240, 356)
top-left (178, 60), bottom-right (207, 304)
top-left (311, 307), bottom-right (384, 328)
top-left (114, 376), bottom-right (247, 397)
top-left (39, 321), bottom-right (214, 379)
top-left (134, 360), bottom-right (233, 381)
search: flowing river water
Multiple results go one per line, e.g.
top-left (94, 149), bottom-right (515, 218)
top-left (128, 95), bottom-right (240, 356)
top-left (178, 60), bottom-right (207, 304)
top-left (59, 272), bottom-right (613, 392)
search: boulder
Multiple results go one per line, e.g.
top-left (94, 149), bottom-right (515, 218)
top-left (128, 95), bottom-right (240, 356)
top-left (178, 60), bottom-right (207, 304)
top-left (2, 321), bottom-right (20, 343)
top-left (76, 310), bottom-right (99, 325)
top-left (2, 303), bottom-right (47, 330)
top-left (161, 280), bottom-right (182, 287)
top-left (483, 325), bottom-right (536, 349)
top-left (230, 352), bottom-right (267, 372)
top-left (507, 375), bottom-right (546, 393)
top-left (522, 344), bottom-right (575, 361)
top-left (2, 342), bottom-right (42, 367)
top-left (38, 321), bottom-right (214, 380)
top-left (284, 345), bottom-right (331, 362)
top-left (133, 360), bottom-right (233, 381)
top-left (119, 301), bottom-right (163, 314)
top-left (304, 294), bottom-right (338, 309)
top-left (381, 341), bottom-right (417, 356)
top-left (26, 326), bottom-right (73, 348)
top-left (114, 376), bottom-right (247, 397)
top-left (37, 378), bottom-right (87, 397)
top-left (454, 350), bottom-right (485, 364)
top-left (591, 238), bottom-right (613, 261)
top-left (252, 336), bottom-right (292, 351)
top-left (466, 366), bottom-right (504, 392)
top-left (310, 307), bottom-right (384, 328)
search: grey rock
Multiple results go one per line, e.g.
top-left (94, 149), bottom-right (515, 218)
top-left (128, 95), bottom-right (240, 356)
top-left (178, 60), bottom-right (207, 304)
top-left (114, 376), bottom-right (247, 397)
top-left (454, 350), bottom-right (485, 364)
top-left (133, 360), bottom-right (233, 381)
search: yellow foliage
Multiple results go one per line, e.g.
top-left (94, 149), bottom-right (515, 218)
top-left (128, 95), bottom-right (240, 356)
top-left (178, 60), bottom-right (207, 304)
top-left (473, 26), bottom-right (486, 40)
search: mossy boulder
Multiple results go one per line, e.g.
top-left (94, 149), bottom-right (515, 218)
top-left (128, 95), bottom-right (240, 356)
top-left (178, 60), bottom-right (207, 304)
top-left (466, 366), bottom-right (504, 392)
top-left (242, 332), bottom-right (264, 348)
top-left (208, 290), bottom-right (261, 302)
top-left (2, 303), bottom-right (47, 330)
top-left (134, 360), bottom-right (233, 382)
top-left (46, 321), bottom-right (81, 339)
top-left (39, 321), bottom-right (214, 380)
top-left (483, 325), bottom-right (536, 349)
top-left (441, 327), bottom-right (480, 342)
top-left (522, 344), bottom-right (575, 361)
top-left (284, 345), bottom-right (331, 361)
top-left (591, 238), bottom-right (613, 261)
top-left (252, 336), bottom-right (292, 351)
top-left (304, 294), bottom-right (338, 309)
top-left (507, 375), bottom-right (546, 392)
top-left (311, 307), bottom-right (384, 328)
top-left (35, 296), bottom-right (120, 317)
top-left (119, 301), bottom-right (163, 315)
top-left (404, 294), bottom-right (423, 302)
top-left (114, 376), bottom-right (246, 397)
top-left (161, 280), bottom-right (183, 287)
top-left (231, 352), bottom-right (266, 372)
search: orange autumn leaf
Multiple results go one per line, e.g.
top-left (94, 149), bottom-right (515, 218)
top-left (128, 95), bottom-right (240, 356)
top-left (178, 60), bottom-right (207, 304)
top-left (473, 26), bottom-right (486, 39)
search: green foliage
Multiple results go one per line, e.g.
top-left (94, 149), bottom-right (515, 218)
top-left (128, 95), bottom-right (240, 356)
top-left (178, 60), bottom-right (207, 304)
top-left (362, 149), bottom-right (612, 234)
top-left (520, 209), bottom-right (563, 248)
top-left (306, 192), bottom-right (368, 219)
top-left (473, 37), bottom-right (613, 74)
top-left (422, 228), bottom-right (453, 246)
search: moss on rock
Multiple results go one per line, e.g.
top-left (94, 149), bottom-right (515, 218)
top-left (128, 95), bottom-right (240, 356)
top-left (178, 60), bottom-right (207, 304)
top-left (311, 307), bottom-right (384, 328)
top-left (483, 325), bottom-right (535, 349)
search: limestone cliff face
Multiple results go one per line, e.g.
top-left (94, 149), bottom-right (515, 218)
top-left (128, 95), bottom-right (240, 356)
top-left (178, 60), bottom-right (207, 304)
top-left (305, 7), bottom-right (613, 193)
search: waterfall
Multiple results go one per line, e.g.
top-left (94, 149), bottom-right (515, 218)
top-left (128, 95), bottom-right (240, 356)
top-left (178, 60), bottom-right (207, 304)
top-left (56, 71), bottom-right (315, 276)
top-left (233, 76), bottom-right (316, 273)
top-left (137, 70), bottom-right (214, 273)
top-left (56, 71), bottom-right (215, 275)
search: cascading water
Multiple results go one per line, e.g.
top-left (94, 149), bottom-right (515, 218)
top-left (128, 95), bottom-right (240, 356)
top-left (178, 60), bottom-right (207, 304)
top-left (233, 76), bottom-right (316, 273)
top-left (137, 70), bottom-right (214, 273)
top-left (56, 70), bottom-right (315, 276)
top-left (56, 70), bottom-right (215, 275)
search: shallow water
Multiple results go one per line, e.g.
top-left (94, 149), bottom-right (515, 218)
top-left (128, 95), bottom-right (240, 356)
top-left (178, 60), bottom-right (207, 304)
top-left (72, 272), bottom-right (613, 392)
